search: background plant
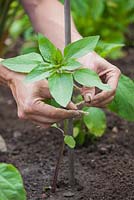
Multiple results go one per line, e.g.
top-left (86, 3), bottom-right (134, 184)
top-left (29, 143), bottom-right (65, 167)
top-left (1, 0), bottom-right (134, 58)
top-left (0, 0), bottom-right (36, 57)
top-left (66, 0), bottom-right (134, 58)
top-left (0, 163), bottom-right (26, 200)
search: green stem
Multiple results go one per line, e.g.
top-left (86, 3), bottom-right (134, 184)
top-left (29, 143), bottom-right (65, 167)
top-left (67, 119), bottom-right (75, 186)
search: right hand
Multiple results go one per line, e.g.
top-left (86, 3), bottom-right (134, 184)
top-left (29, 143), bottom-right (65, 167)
top-left (8, 71), bottom-right (80, 129)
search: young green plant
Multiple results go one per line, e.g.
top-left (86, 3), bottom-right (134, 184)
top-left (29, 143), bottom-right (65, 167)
top-left (1, 33), bottom-right (111, 191)
top-left (1, 33), bottom-right (110, 144)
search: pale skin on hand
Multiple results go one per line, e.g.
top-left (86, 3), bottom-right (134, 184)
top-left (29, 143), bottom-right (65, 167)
top-left (79, 52), bottom-right (121, 108)
top-left (0, 64), bottom-right (80, 128)
top-left (21, 0), bottom-right (121, 107)
top-left (0, 0), bottom-right (121, 128)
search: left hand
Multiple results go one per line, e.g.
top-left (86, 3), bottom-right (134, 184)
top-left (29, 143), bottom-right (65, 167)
top-left (79, 52), bottom-right (121, 108)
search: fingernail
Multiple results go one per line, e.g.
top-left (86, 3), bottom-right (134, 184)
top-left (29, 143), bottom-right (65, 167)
top-left (84, 93), bottom-right (92, 103)
top-left (67, 102), bottom-right (78, 110)
top-left (73, 111), bottom-right (81, 117)
top-left (78, 110), bottom-right (89, 115)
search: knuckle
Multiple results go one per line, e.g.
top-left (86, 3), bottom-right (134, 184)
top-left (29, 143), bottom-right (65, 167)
top-left (111, 64), bottom-right (117, 69)
top-left (18, 110), bottom-right (27, 120)
top-left (112, 65), bottom-right (121, 75)
top-left (23, 100), bottom-right (35, 114)
top-left (47, 108), bottom-right (57, 118)
top-left (116, 68), bottom-right (121, 76)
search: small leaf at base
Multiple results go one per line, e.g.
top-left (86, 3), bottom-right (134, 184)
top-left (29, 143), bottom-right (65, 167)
top-left (64, 135), bottom-right (76, 148)
top-left (83, 107), bottom-right (106, 137)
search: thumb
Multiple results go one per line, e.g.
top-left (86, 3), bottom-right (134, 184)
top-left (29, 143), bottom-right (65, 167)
top-left (81, 87), bottom-right (95, 103)
top-left (66, 101), bottom-right (78, 110)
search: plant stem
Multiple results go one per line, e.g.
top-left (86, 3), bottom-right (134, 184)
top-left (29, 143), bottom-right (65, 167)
top-left (67, 119), bottom-right (75, 186)
top-left (64, 0), bottom-right (75, 187)
top-left (51, 135), bottom-right (65, 193)
top-left (74, 84), bottom-right (81, 92)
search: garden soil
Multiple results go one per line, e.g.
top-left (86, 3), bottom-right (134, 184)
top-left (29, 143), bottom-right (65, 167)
top-left (0, 48), bottom-right (134, 200)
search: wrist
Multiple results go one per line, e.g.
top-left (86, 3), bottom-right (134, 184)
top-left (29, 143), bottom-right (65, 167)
top-left (0, 61), bottom-right (24, 86)
top-left (0, 61), bottom-right (11, 85)
top-left (78, 51), bottom-right (98, 71)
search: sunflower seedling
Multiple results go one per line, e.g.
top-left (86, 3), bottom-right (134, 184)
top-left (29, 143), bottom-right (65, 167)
top-left (1, 33), bottom-right (110, 191)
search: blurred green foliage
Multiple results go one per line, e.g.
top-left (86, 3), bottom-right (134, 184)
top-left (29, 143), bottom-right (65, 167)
top-left (61, 0), bottom-right (134, 58)
top-left (0, 0), bottom-right (134, 58)
top-left (0, 0), bottom-right (37, 56)
top-left (0, 0), bottom-right (21, 55)
top-left (0, 0), bottom-right (20, 38)
top-left (71, 0), bottom-right (134, 43)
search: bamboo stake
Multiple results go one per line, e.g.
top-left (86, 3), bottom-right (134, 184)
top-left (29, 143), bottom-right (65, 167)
top-left (64, 0), bottom-right (75, 186)
top-left (51, 0), bottom-right (75, 192)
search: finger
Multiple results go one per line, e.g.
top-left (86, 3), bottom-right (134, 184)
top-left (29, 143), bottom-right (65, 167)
top-left (67, 101), bottom-right (78, 110)
top-left (31, 120), bottom-right (52, 129)
top-left (105, 66), bottom-right (121, 91)
top-left (37, 79), bottom-right (52, 99)
top-left (92, 67), bottom-right (120, 103)
top-left (28, 114), bottom-right (60, 123)
top-left (81, 87), bottom-right (95, 103)
top-left (91, 95), bottom-right (114, 108)
top-left (33, 101), bottom-right (80, 119)
top-left (93, 60), bottom-right (120, 103)
top-left (92, 90), bottom-right (114, 105)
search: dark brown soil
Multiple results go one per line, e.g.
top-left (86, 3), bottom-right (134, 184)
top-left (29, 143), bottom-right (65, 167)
top-left (0, 48), bottom-right (134, 200)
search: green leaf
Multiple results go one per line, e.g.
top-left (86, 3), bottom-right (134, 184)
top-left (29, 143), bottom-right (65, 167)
top-left (73, 127), bottom-right (80, 138)
top-left (48, 73), bottom-right (73, 107)
top-left (25, 64), bottom-right (51, 83)
top-left (83, 107), bottom-right (106, 137)
top-left (74, 68), bottom-right (111, 91)
top-left (108, 74), bottom-right (134, 121)
top-left (0, 163), bottom-right (26, 200)
top-left (75, 131), bottom-right (85, 146)
top-left (54, 49), bottom-right (63, 64)
top-left (51, 123), bottom-right (58, 128)
top-left (1, 53), bottom-right (43, 73)
top-left (96, 41), bottom-right (124, 58)
top-left (38, 33), bottom-right (57, 63)
top-left (64, 36), bottom-right (99, 59)
top-left (62, 59), bottom-right (81, 71)
top-left (64, 135), bottom-right (76, 148)
top-left (89, 0), bottom-right (104, 20)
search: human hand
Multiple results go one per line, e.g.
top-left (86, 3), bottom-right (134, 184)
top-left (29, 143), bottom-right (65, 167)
top-left (8, 71), bottom-right (80, 128)
top-left (79, 52), bottom-right (121, 108)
